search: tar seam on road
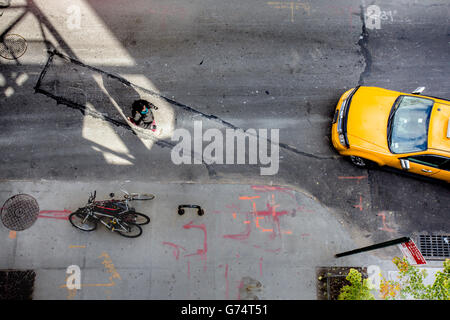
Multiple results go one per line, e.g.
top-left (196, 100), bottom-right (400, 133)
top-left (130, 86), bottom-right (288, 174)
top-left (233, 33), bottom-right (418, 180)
top-left (357, 4), bottom-right (372, 86)
top-left (34, 49), bottom-right (335, 162)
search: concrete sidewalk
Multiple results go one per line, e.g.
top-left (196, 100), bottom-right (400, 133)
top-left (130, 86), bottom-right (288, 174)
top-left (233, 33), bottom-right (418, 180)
top-left (0, 179), bottom-right (408, 300)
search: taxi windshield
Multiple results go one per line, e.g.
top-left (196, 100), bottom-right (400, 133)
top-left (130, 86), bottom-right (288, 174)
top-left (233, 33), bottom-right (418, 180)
top-left (388, 95), bottom-right (434, 154)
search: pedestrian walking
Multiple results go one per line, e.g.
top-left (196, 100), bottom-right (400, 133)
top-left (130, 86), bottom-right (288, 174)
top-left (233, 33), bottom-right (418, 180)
top-left (127, 99), bottom-right (157, 130)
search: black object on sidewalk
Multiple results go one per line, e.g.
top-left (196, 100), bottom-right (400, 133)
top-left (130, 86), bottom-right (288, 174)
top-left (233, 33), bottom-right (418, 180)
top-left (178, 205), bottom-right (204, 216)
top-left (335, 237), bottom-right (410, 258)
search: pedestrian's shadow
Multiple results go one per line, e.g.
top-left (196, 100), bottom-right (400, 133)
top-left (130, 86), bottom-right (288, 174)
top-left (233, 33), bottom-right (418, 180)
top-left (100, 73), bottom-right (141, 125)
top-left (100, 73), bottom-right (160, 139)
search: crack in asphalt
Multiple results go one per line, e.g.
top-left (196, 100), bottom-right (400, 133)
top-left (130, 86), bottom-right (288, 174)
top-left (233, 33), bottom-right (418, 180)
top-left (357, 4), bottom-right (372, 86)
top-left (34, 50), bottom-right (217, 177)
top-left (35, 50), bottom-right (336, 166)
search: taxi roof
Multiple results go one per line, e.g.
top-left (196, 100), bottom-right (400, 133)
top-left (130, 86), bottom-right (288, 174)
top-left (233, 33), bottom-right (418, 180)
top-left (428, 99), bottom-right (450, 154)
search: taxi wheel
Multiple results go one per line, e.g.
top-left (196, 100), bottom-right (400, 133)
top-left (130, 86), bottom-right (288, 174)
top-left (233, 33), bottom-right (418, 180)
top-left (349, 156), bottom-right (375, 169)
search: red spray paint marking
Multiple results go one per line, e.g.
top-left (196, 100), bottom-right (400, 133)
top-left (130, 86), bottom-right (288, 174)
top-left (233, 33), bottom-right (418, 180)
top-left (296, 205), bottom-right (315, 214)
top-left (162, 242), bottom-right (186, 260)
top-left (301, 233), bottom-right (311, 237)
top-left (253, 245), bottom-right (281, 254)
top-left (224, 194), bottom-right (291, 240)
top-left (223, 213), bottom-right (252, 241)
top-left (239, 196), bottom-right (260, 200)
top-left (255, 200), bottom-right (289, 239)
top-left (338, 175), bottom-right (368, 180)
top-left (183, 221), bottom-right (208, 271)
top-left (338, 175), bottom-right (368, 184)
top-left (251, 185), bottom-right (296, 199)
top-left (329, 5), bottom-right (356, 30)
top-left (255, 216), bottom-right (273, 233)
top-left (265, 247), bottom-right (281, 253)
top-left (38, 210), bottom-right (72, 220)
top-left (378, 212), bottom-right (396, 233)
top-left (225, 264), bottom-right (229, 300)
top-left (353, 196), bottom-right (363, 211)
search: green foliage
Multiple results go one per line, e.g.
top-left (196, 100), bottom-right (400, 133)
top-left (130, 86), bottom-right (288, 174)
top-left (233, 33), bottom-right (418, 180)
top-left (381, 257), bottom-right (449, 300)
top-left (338, 268), bottom-right (375, 300)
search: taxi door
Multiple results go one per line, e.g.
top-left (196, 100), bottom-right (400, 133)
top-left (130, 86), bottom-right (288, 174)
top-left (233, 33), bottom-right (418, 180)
top-left (399, 154), bottom-right (447, 179)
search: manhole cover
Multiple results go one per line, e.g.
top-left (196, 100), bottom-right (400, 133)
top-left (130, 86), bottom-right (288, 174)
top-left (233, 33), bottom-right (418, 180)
top-left (418, 235), bottom-right (450, 260)
top-left (1, 194), bottom-right (39, 231)
top-left (0, 34), bottom-right (27, 60)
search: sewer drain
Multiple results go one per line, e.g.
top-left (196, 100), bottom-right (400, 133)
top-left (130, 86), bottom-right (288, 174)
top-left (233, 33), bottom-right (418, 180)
top-left (0, 270), bottom-right (35, 300)
top-left (418, 235), bottom-right (450, 260)
top-left (1, 194), bottom-right (39, 231)
top-left (0, 34), bottom-right (27, 59)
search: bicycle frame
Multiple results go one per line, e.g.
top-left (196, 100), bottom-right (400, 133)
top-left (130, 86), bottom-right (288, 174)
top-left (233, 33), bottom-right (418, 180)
top-left (80, 191), bottom-right (136, 232)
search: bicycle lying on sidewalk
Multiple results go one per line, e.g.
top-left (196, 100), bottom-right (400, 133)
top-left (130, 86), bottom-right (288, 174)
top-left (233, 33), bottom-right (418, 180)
top-left (69, 190), bottom-right (154, 238)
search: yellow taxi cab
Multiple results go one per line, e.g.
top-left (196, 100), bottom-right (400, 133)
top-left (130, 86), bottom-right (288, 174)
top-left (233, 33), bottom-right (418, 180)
top-left (331, 86), bottom-right (450, 183)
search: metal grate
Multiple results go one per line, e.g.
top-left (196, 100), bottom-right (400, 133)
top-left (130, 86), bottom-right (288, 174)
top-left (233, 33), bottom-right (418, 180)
top-left (1, 194), bottom-right (39, 231)
top-left (418, 235), bottom-right (450, 260)
top-left (0, 270), bottom-right (35, 300)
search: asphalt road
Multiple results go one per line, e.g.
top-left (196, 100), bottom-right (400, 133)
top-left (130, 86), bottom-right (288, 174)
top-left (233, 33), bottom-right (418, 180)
top-left (0, 0), bottom-right (449, 248)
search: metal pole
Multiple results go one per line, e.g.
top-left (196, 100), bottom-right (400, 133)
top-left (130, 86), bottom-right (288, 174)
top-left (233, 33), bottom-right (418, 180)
top-left (335, 236), bottom-right (410, 258)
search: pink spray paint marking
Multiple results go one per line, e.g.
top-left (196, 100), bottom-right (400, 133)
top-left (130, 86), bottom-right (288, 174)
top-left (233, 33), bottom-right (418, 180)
top-left (251, 185), bottom-right (296, 199)
top-left (225, 264), bottom-right (229, 300)
top-left (253, 245), bottom-right (281, 254)
top-left (301, 233), bottom-right (311, 237)
top-left (223, 213), bottom-right (252, 241)
top-left (255, 201), bottom-right (289, 239)
top-left (38, 209), bottom-right (72, 220)
top-left (338, 175), bottom-right (368, 182)
top-left (162, 242), bottom-right (186, 260)
top-left (378, 212), bottom-right (396, 233)
top-left (265, 247), bottom-right (281, 253)
top-left (295, 205), bottom-right (315, 214)
top-left (226, 203), bottom-right (240, 210)
top-left (183, 221), bottom-right (208, 271)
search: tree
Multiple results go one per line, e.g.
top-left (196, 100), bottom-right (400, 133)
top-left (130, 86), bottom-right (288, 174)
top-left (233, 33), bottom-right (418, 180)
top-left (338, 268), bottom-right (375, 300)
top-left (380, 258), bottom-right (449, 300)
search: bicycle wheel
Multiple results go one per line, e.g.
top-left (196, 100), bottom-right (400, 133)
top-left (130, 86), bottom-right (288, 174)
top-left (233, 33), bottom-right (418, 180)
top-left (121, 212), bottom-right (150, 225)
top-left (130, 193), bottom-right (155, 201)
top-left (116, 222), bottom-right (142, 238)
top-left (69, 209), bottom-right (97, 232)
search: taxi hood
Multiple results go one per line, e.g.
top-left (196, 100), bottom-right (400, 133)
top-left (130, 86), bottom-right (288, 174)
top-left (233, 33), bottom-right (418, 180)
top-left (346, 87), bottom-right (399, 151)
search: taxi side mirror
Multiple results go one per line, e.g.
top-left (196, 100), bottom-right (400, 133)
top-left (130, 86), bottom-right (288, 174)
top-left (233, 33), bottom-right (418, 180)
top-left (400, 159), bottom-right (410, 170)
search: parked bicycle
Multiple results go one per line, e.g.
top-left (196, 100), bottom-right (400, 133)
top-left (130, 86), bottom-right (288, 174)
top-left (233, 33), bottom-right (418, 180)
top-left (69, 190), bottom-right (154, 238)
